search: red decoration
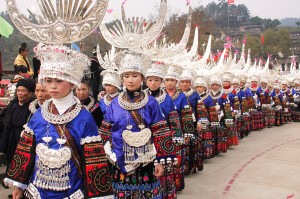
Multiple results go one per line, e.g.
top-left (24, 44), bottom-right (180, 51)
top-left (228, 0), bottom-right (234, 4)
top-left (261, 34), bottom-right (265, 45)
top-left (222, 93), bottom-right (227, 99)
top-left (232, 89), bottom-right (237, 95)
top-left (106, 9), bottom-right (113, 14)
top-left (251, 83), bottom-right (257, 89)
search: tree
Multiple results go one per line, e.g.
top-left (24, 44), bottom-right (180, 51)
top-left (244, 34), bottom-right (262, 58)
top-left (263, 19), bottom-right (281, 30)
top-left (296, 21), bottom-right (300, 27)
top-left (263, 28), bottom-right (292, 57)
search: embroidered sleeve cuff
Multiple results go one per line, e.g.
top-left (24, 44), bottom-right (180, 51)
top-left (23, 124), bottom-right (34, 135)
top-left (3, 178), bottom-right (28, 190)
top-left (80, 135), bottom-right (102, 145)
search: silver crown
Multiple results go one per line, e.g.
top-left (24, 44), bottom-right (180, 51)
top-left (221, 72), bottom-right (234, 82)
top-left (101, 70), bottom-right (122, 90)
top-left (180, 69), bottom-right (194, 82)
top-left (100, 0), bottom-right (167, 49)
top-left (194, 77), bottom-right (207, 88)
top-left (250, 75), bottom-right (259, 82)
top-left (36, 45), bottom-right (89, 86)
top-left (115, 50), bottom-right (152, 76)
top-left (232, 77), bottom-right (240, 84)
top-left (6, 0), bottom-right (108, 44)
top-left (145, 62), bottom-right (167, 79)
top-left (210, 75), bottom-right (222, 86)
top-left (165, 64), bottom-right (183, 81)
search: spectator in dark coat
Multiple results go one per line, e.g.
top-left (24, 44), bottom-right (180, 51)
top-left (90, 47), bottom-right (104, 99)
top-left (0, 78), bottom-right (35, 177)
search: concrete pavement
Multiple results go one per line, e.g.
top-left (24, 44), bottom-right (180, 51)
top-left (1, 123), bottom-right (300, 199)
top-left (178, 122), bottom-right (300, 199)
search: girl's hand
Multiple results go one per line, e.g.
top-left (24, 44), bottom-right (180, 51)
top-left (154, 163), bottom-right (164, 177)
top-left (12, 187), bottom-right (24, 199)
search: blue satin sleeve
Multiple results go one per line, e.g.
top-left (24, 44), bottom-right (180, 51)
top-left (203, 96), bottom-right (214, 107)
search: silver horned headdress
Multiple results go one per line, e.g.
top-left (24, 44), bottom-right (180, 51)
top-left (6, 0), bottom-right (109, 44)
top-left (100, 0), bottom-right (167, 49)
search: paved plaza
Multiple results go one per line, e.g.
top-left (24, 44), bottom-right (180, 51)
top-left (1, 123), bottom-right (300, 199)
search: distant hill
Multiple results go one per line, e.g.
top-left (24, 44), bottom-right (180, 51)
top-left (280, 18), bottom-right (300, 27)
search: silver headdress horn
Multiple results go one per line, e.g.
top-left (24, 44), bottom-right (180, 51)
top-left (99, 0), bottom-right (167, 49)
top-left (6, 0), bottom-right (109, 44)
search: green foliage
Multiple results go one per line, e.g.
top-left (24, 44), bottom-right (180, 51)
top-left (206, 0), bottom-right (250, 29)
top-left (263, 28), bottom-right (292, 57)
top-left (244, 35), bottom-right (262, 58)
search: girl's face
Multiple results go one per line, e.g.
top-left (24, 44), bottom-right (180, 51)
top-left (179, 80), bottom-right (192, 92)
top-left (232, 83), bottom-right (239, 89)
top-left (122, 72), bottom-right (143, 91)
top-left (146, 76), bottom-right (162, 91)
top-left (268, 86), bottom-right (273, 91)
top-left (105, 84), bottom-right (118, 95)
top-left (211, 83), bottom-right (220, 92)
top-left (35, 83), bottom-right (50, 104)
top-left (240, 82), bottom-right (245, 88)
top-left (76, 83), bottom-right (89, 101)
top-left (44, 78), bottom-right (74, 99)
top-left (195, 86), bottom-right (206, 93)
top-left (223, 81), bottom-right (231, 88)
top-left (282, 84), bottom-right (287, 90)
top-left (261, 82), bottom-right (267, 88)
top-left (164, 78), bottom-right (177, 90)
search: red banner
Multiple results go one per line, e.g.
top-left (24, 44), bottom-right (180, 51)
top-left (228, 0), bottom-right (234, 4)
top-left (261, 34), bottom-right (265, 45)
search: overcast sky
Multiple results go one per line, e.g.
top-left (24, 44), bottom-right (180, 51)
top-left (0, 0), bottom-right (299, 21)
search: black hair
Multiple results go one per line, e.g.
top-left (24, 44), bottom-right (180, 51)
top-left (15, 65), bottom-right (28, 73)
top-left (81, 78), bottom-right (91, 87)
top-left (19, 42), bottom-right (28, 54)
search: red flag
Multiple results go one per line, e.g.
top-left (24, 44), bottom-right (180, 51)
top-left (287, 194), bottom-right (294, 199)
top-left (261, 34), bottom-right (265, 45)
top-left (228, 0), bottom-right (234, 5)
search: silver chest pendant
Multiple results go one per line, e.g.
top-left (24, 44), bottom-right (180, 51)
top-left (122, 124), bottom-right (156, 164)
top-left (33, 136), bottom-right (72, 191)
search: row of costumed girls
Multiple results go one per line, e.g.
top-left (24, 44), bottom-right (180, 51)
top-left (85, 55), bottom-right (300, 199)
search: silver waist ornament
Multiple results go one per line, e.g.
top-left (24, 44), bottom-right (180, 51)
top-left (122, 124), bottom-right (156, 164)
top-left (119, 96), bottom-right (156, 164)
top-left (33, 122), bottom-right (72, 191)
top-left (34, 143), bottom-right (72, 191)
